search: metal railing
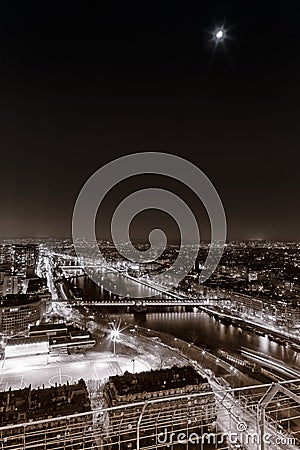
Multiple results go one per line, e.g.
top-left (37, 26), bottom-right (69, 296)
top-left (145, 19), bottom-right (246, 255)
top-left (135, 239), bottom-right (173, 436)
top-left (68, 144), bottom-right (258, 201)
top-left (0, 380), bottom-right (300, 449)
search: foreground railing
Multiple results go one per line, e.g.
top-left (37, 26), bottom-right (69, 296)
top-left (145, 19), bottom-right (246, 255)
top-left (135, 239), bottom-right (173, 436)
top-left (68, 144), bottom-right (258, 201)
top-left (0, 379), bottom-right (300, 449)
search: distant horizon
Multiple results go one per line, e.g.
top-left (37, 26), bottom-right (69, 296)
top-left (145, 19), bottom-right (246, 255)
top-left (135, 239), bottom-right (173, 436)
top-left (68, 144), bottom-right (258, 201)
top-left (0, 235), bottom-right (299, 245)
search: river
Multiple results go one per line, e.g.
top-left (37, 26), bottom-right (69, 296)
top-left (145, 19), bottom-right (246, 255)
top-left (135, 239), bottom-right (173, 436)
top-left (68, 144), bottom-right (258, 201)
top-left (72, 275), bottom-right (300, 370)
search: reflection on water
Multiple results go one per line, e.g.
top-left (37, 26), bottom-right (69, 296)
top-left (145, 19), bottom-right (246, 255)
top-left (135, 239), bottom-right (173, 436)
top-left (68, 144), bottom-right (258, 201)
top-left (73, 275), bottom-right (300, 369)
top-left (131, 311), bottom-right (300, 368)
top-left (74, 275), bottom-right (164, 299)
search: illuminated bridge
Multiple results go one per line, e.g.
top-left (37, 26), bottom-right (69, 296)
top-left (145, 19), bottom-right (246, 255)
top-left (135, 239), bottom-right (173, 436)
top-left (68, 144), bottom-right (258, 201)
top-left (52, 297), bottom-right (224, 307)
top-left (1, 380), bottom-right (299, 450)
top-left (61, 266), bottom-right (118, 276)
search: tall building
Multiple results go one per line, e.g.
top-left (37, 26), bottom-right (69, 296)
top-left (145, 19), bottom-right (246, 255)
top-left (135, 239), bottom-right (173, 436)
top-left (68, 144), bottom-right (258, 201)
top-left (0, 294), bottom-right (45, 334)
top-left (11, 244), bottom-right (38, 278)
top-left (25, 244), bottom-right (38, 278)
top-left (2, 276), bottom-right (19, 296)
top-left (103, 365), bottom-right (216, 449)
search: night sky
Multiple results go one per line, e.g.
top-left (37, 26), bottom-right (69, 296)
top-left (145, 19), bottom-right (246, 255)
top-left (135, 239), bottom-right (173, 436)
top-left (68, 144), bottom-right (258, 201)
top-left (0, 2), bottom-right (299, 241)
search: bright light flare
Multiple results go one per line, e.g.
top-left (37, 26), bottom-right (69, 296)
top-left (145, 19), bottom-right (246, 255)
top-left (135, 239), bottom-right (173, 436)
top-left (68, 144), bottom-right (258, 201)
top-left (216, 30), bottom-right (223, 40)
top-left (110, 329), bottom-right (120, 340)
top-left (109, 323), bottom-right (122, 356)
top-left (109, 320), bottom-right (123, 341)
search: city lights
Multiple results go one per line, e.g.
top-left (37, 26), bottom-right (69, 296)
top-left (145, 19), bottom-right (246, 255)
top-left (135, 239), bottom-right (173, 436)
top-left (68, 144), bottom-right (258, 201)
top-left (0, 238), bottom-right (300, 449)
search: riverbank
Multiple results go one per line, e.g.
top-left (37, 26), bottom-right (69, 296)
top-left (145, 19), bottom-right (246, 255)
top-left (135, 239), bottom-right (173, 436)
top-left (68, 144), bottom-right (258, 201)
top-left (131, 323), bottom-right (265, 389)
top-left (199, 305), bottom-right (300, 347)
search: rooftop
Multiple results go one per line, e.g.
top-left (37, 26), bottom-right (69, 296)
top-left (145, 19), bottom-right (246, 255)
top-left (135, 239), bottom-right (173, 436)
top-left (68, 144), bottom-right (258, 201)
top-left (29, 323), bottom-right (67, 332)
top-left (0, 379), bottom-right (91, 426)
top-left (6, 336), bottom-right (48, 346)
top-left (0, 294), bottom-right (41, 307)
top-left (108, 366), bottom-right (208, 397)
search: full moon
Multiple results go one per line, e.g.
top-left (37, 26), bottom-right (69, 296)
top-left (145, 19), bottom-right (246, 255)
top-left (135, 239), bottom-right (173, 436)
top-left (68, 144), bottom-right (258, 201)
top-left (211, 26), bottom-right (227, 45)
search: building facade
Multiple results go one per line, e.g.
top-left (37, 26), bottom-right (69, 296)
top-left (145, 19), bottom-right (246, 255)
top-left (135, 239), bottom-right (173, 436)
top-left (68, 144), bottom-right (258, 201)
top-left (0, 294), bottom-right (44, 334)
top-left (0, 379), bottom-right (93, 449)
top-left (103, 366), bottom-right (216, 449)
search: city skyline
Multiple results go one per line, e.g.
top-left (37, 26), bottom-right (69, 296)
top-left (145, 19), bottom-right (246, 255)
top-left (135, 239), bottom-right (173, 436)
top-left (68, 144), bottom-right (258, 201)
top-left (0, 236), bottom-right (299, 449)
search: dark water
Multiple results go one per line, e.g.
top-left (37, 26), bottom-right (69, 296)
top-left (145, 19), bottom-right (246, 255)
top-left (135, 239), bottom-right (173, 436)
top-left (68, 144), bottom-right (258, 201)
top-left (130, 311), bottom-right (300, 368)
top-left (73, 275), bottom-right (300, 369)
top-left (74, 274), bottom-right (166, 300)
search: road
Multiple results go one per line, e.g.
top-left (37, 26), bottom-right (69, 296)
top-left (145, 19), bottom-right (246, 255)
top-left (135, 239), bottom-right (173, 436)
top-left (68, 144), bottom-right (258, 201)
top-left (37, 251), bottom-right (58, 299)
top-left (241, 348), bottom-right (300, 379)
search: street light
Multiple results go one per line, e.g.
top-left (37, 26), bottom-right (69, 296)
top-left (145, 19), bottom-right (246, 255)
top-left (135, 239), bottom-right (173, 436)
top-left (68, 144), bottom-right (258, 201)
top-left (131, 358), bottom-right (135, 374)
top-left (110, 326), bottom-right (121, 356)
